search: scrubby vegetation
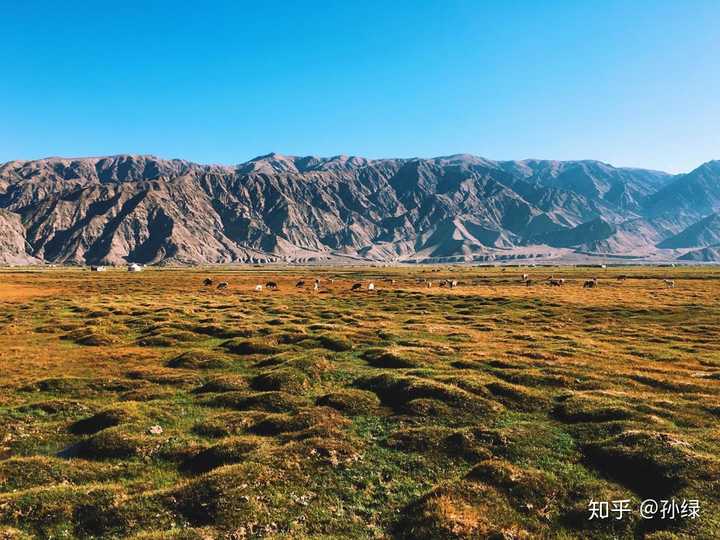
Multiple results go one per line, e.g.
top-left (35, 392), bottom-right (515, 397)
top-left (0, 265), bottom-right (719, 538)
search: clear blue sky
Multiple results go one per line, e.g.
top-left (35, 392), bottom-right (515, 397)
top-left (1, 0), bottom-right (718, 173)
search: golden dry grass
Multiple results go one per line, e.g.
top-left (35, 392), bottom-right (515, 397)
top-left (0, 265), bottom-right (718, 539)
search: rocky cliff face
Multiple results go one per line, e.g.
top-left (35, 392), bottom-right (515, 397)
top-left (1, 153), bottom-right (719, 264)
top-left (0, 209), bottom-right (37, 265)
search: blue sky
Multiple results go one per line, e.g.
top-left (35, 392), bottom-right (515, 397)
top-left (1, 0), bottom-right (718, 173)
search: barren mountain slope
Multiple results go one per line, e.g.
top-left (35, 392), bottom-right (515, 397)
top-left (0, 153), bottom-right (718, 264)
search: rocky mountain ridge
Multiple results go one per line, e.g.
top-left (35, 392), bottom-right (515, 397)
top-left (1, 153), bottom-right (719, 265)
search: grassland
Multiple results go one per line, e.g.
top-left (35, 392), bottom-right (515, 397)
top-left (0, 265), bottom-right (719, 539)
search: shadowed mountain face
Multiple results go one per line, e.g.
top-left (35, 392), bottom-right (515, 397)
top-left (1, 153), bottom-right (719, 264)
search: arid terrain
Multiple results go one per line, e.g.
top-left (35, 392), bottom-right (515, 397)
top-left (2, 154), bottom-right (720, 266)
top-left (0, 266), bottom-right (719, 539)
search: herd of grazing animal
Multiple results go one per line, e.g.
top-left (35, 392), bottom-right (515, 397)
top-left (199, 272), bottom-right (680, 293)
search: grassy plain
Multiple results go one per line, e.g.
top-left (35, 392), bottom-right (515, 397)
top-left (0, 265), bottom-right (719, 539)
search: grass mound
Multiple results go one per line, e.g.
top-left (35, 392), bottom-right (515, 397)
top-left (485, 381), bottom-right (551, 412)
top-left (553, 393), bottom-right (635, 423)
top-left (248, 407), bottom-right (350, 438)
top-left (202, 391), bottom-right (305, 413)
top-left (192, 411), bottom-right (265, 438)
top-left (0, 456), bottom-right (138, 492)
top-left (14, 399), bottom-right (90, 416)
top-left (356, 373), bottom-right (503, 416)
top-left (387, 426), bottom-right (492, 461)
top-left (120, 386), bottom-right (175, 402)
top-left (361, 348), bottom-right (424, 368)
top-left (69, 405), bottom-right (140, 435)
top-left (166, 350), bottom-right (231, 370)
top-left (316, 389), bottom-right (381, 415)
top-left (74, 425), bottom-right (164, 459)
top-left (315, 333), bottom-right (353, 352)
top-left (582, 430), bottom-right (714, 497)
top-left (136, 335), bottom-right (178, 347)
top-left (193, 375), bottom-right (248, 394)
top-left (21, 377), bottom-right (140, 396)
top-left (172, 462), bottom-right (279, 526)
top-left (221, 339), bottom-right (280, 356)
top-left (250, 367), bottom-right (309, 394)
top-left (125, 369), bottom-right (202, 388)
top-left (181, 436), bottom-right (265, 474)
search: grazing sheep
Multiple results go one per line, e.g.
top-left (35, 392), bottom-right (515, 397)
top-left (203, 278), bottom-right (213, 286)
top-left (664, 279), bottom-right (675, 288)
top-left (254, 284), bottom-right (263, 291)
top-left (368, 282), bottom-right (375, 291)
top-left (296, 280), bottom-right (305, 288)
top-left (217, 282), bottom-right (229, 290)
top-left (549, 278), bottom-right (565, 287)
top-left (351, 283), bottom-right (362, 291)
top-left (266, 281), bottom-right (278, 290)
top-left (313, 282), bottom-right (319, 291)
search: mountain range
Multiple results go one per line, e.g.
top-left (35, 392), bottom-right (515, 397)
top-left (1, 153), bottom-right (719, 265)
